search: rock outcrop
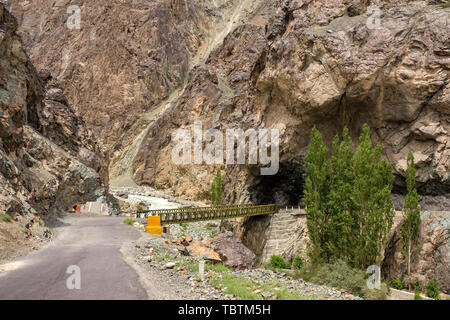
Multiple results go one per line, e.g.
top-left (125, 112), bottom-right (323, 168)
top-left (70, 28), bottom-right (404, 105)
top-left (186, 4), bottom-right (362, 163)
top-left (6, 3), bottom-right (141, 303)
top-left (7, 1), bottom-right (448, 208)
top-left (128, 0), bottom-right (448, 209)
top-left (6, 0), bottom-right (264, 182)
top-left (382, 211), bottom-right (449, 293)
top-left (210, 231), bottom-right (259, 269)
top-left (0, 3), bottom-right (107, 221)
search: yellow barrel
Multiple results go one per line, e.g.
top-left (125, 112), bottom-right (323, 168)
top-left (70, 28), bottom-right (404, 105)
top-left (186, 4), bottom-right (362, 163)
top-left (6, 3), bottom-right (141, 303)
top-left (146, 216), bottom-right (162, 235)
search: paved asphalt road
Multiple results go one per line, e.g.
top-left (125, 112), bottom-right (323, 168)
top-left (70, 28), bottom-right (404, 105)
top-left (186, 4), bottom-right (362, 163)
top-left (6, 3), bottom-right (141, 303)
top-left (0, 217), bottom-right (148, 300)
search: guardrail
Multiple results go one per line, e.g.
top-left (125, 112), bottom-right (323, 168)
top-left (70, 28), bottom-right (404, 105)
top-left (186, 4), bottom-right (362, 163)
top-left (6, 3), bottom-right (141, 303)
top-left (136, 204), bottom-right (278, 224)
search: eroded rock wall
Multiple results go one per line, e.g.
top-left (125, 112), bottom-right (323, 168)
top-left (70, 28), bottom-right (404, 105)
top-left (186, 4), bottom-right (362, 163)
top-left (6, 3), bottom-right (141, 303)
top-left (6, 0), bottom-right (265, 182)
top-left (128, 0), bottom-right (450, 210)
top-left (0, 4), bottom-right (107, 220)
top-left (382, 211), bottom-right (449, 293)
top-left (7, 1), bottom-right (448, 208)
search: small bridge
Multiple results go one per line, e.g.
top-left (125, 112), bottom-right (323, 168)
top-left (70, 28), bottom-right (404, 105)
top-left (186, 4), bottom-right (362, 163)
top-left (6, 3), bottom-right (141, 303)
top-left (136, 204), bottom-right (278, 224)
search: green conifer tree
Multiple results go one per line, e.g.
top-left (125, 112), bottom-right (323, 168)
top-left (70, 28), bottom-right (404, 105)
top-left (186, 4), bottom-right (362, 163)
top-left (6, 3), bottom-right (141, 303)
top-left (351, 124), bottom-right (394, 268)
top-left (303, 124), bottom-right (395, 268)
top-left (211, 168), bottom-right (223, 206)
top-left (327, 127), bottom-right (356, 262)
top-left (303, 126), bottom-right (330, 263)
top-left (401, 152), bottom-right (421, 275)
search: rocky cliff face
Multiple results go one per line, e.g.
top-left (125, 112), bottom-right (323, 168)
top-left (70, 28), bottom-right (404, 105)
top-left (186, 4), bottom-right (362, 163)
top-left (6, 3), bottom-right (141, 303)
top-left (0, 3), bottom-right (107, 221)
top-left (132, 0), bottom-right (449, 209)
top-left (6, 0), bottom-right (264, 183)
top-left (382, 211), bottom-right (449, 293)
top-left (8, 0), bottom-right (449, 208)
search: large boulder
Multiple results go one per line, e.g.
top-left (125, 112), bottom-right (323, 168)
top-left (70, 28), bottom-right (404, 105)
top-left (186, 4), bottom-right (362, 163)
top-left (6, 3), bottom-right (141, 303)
top-left (210, 231), bottom-right (259, 270)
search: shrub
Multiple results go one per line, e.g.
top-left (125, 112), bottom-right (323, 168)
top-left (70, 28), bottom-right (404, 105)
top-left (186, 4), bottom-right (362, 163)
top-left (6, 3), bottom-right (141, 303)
top-left (308, 260), bottom-right (367, 298)
top-left (293, 256), bottom-right (304, 270)
top-left (0, 212), bottom-right (12, 223)
top-left (391, 279), bottom-right (403, 290)
top-left (425, 279), bottom-right (440, 300)
top-left (414, 290), bottom-right (422, 300)
top-left (296, 260), bottom-right (388, 300)
top-left (414, 278), bottom-right (421, 291)
top-left (136, 204), bottom-right (144, 213)
top-left (439, 1), bottom-right (450, 9)
top-left (270, 255), bottom-right (291, 269)
top-left (123, 218), bottom-right (135, 225)
top-left (362, 283), bottom-right (389, 300)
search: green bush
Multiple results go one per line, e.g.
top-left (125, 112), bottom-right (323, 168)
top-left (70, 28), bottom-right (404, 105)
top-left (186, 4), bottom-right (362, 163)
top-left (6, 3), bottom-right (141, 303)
top-left (414, 290), bottom-right (422, 300)
top-left (123, 218), bottom-right (136, 225)
top-left (269, 255), bottom-right (291, 269)
top-left (308, 260), bottom-right (367, 298)
top-left (0, 212), bottom-right (12, 223)
top-left (414, 278), bottom-right (421, 291)
top-left (293, 256), bottom-right (304, 270)
top-left (295, 260), bottom-right (388, 300)
top-left (391, 279), bottom-right (403, 290)
top-left (136, 204), bottom-right (144, 213)
top-left (439, 1), bottom-right (450, 9)
top-left (362, 283), bottom-right (389, 300)
top-left (425, 279), bottom-right (440, 300)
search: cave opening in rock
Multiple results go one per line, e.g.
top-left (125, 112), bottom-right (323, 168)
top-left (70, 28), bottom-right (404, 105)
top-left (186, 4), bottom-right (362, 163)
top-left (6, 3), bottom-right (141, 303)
top-left (249, 160), bottom-right (305, 206)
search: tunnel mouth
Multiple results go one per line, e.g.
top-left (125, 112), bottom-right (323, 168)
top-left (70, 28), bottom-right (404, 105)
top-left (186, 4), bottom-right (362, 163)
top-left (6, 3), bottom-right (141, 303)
top-left (249, 159), bottom-right (305, 206)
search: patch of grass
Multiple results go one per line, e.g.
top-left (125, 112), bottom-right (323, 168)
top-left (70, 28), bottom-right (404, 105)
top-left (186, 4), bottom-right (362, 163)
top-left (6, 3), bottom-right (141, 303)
top-left (179, 222), bottom-right (188, 234)
top-left (361, 284), bottom-right (389, 300)
top-left (274, 288), bottom-right (310, 300)
top-left (209, 273), bottom-right (310, 300)
top-left (123, 218), bottom-right (135, 225)
top-left (210, 274), bottom-right (262, 299)
top-left (0, 213), bottom-right (12, 223)
top-left (153, 253), bottom-right (171, 262)
top-left (154, 183), bottom-right (162, 190)
top-left (209, 230), bottom-right (219, 238)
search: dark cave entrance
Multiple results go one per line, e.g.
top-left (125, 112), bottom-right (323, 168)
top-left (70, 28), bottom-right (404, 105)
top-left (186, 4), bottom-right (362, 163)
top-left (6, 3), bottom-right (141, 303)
top-left (249, 159), bottom-right (305, 206)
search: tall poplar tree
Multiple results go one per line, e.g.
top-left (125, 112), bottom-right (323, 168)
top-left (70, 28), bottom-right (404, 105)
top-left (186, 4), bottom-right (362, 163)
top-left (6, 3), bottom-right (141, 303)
top-left (351, 124), bottom-right (394, 268)
top-left (327, 127), bottom-right (356, 262)
top-left (401, 152), bottom-right (421, 275)
top-left (303, 126), bottom-right (330, 263)
top-left (303, 124), bottom-right (395, 268)
top-left (211, 168), bottom-right (223, 206)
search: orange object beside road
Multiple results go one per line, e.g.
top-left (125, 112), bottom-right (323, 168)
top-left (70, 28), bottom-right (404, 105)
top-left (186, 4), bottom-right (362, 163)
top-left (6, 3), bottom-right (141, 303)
top-left (146, 216), bottom-right (162, 235)
top-left (76, 205), bottom-right (81, 213)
